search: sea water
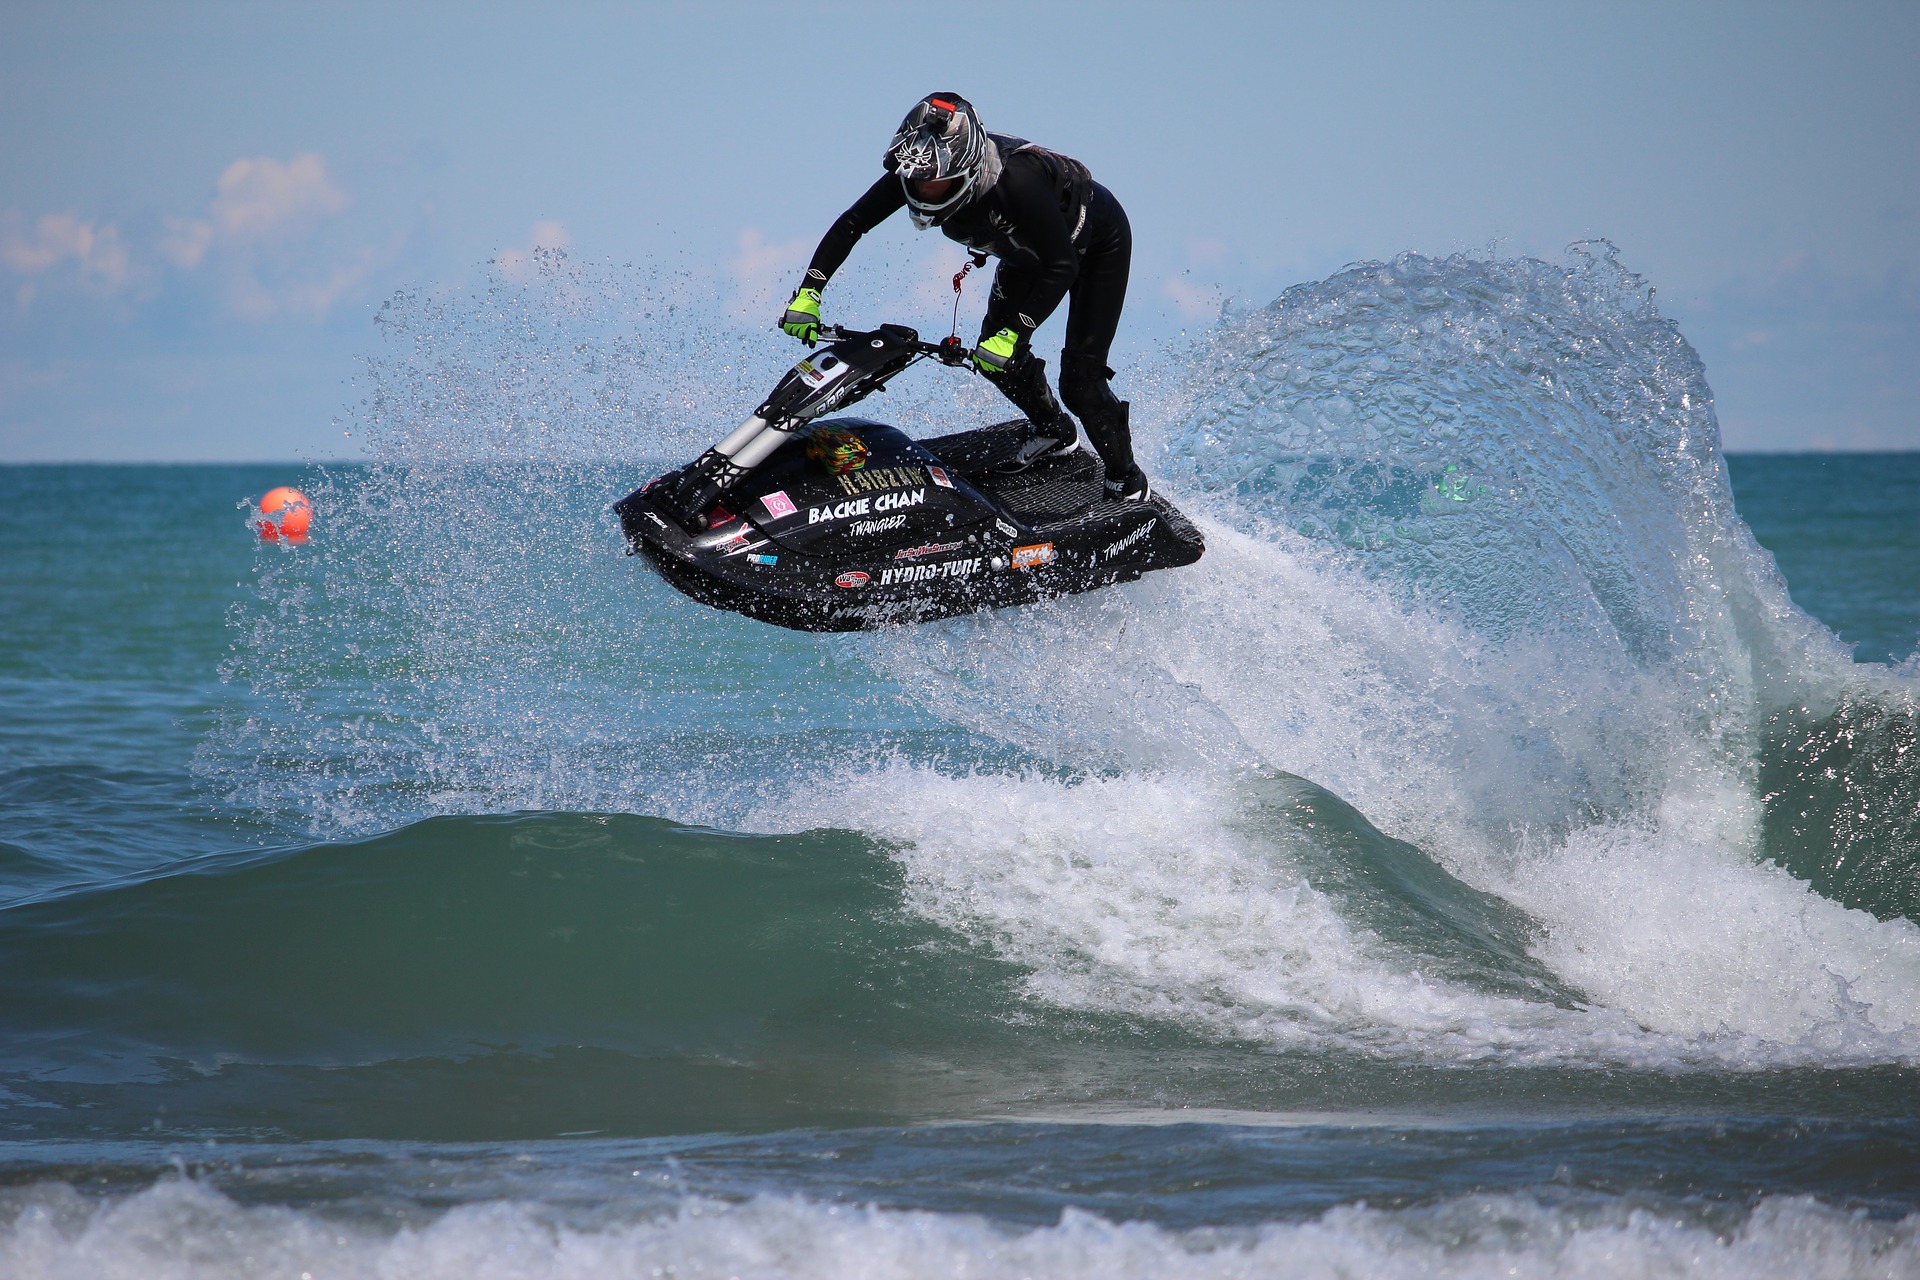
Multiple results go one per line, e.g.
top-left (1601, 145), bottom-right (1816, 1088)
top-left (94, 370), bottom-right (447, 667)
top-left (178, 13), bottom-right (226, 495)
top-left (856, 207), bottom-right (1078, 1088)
top-left (2, 246), bottom-right (1917, 1278)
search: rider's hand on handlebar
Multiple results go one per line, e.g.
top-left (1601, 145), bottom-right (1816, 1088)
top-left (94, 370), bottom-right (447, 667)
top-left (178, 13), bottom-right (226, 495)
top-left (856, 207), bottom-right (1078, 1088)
top-left (780, 288), bottom-right (823, 345)
top-left (973, 327), bottom-right (1020, 376)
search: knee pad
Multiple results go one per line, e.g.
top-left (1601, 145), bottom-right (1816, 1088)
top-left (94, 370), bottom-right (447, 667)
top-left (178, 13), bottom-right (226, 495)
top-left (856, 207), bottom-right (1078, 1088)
top-left (1058, 354), bottom-right (1119, 422)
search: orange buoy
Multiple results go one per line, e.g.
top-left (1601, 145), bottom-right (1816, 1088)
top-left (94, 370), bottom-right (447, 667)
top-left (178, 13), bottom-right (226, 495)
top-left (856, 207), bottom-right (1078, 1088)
top-left (257, 486), bottom-right (313, 542)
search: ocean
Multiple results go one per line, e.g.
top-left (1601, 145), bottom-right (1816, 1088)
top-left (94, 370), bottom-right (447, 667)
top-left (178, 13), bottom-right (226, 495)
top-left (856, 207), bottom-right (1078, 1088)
top-left (2, 248), bottom-right (1917, 1278)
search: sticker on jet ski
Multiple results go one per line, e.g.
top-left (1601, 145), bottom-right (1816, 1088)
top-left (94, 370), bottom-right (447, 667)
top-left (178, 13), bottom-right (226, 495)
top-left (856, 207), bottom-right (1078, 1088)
top-left (833, 466), bottom-right (927, 497)
top-left (894, 540), bottom-right (965, 560)
top-left (805, 424), bottom-right (870, 475)
top-left (795, 354), bottom-right (853, 390)
top-left (808, 488), bottom-right (926, 525)
top-left (879, 557), bottom-right (984, 585)
top-left (1011, 543), bottom-right (1056, 570)
top-left (1102, 519), bottom-right (1157, 561)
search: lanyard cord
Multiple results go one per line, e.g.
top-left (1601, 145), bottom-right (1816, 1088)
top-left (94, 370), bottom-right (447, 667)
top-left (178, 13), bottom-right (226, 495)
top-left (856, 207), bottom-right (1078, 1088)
top-left (948, 251), bottom-right (989, 341)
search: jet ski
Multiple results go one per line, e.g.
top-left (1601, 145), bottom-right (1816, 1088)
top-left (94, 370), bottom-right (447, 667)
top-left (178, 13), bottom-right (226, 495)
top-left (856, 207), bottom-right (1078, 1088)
top-left (614, 322), bottom-right (1204, 632)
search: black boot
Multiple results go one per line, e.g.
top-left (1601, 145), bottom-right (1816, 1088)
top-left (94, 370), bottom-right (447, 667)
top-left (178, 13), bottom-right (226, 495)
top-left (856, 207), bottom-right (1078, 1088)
top-left (992, 353), bottom-right (1080, 471)
top-left (1079, 399), bottom-right (1150, 501)
top-left (1103, 463), bottom-right (1152, 503)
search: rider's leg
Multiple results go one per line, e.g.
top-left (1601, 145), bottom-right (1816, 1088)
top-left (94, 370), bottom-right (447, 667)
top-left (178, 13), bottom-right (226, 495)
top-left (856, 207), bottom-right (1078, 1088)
top-left (980, 265), bottom-right (1079, 455)
top-left (1057, 186), bottom-right (1149, 499)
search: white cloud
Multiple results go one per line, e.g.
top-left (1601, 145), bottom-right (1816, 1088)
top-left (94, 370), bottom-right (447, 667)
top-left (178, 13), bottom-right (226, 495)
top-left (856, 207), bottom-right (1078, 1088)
top-left (726, 226), bottom-right (809, 320)
top-left (159, 152), bottom-right (351, 272)
top-left (1163, 271), bottom-right (1224, 320)
top-left (496, 219), bottom-right (572, 281)
top-left (159, 216), bottom-right (215, 269)
top-left (208, 152), bottom-right (349, 239)
top-left (1, 212), bottom-right (130, 288)
top-left (227, 244), bottom-right (386, 320)
top-left (183, 152), bottom-right (370, 319)
top-left (3, 152), bottom-right (365, 320)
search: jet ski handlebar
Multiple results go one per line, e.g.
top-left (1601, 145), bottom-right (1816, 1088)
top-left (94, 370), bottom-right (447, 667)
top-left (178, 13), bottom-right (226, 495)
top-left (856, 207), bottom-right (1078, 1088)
top-left (653, 322), bottom-right (974, 529)
top-left (814, 324), bottom-right (974, 366)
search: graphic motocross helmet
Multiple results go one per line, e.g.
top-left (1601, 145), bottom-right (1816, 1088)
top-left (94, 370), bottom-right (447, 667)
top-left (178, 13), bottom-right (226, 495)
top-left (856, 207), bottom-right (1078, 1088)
top-left (887, 93), bottom-right (989, 229)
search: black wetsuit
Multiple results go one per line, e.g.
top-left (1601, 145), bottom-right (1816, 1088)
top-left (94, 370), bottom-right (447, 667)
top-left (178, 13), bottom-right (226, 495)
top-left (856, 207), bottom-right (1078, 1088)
top-left (800, 133), bottom-right (1142, 489)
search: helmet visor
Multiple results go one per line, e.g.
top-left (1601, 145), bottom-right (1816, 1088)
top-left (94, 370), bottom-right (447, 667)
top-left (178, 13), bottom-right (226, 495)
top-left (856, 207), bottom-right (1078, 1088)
top-left (901, 169), bottom-right (975, 220)
top-left (906, 175), bottom-right (963, 205)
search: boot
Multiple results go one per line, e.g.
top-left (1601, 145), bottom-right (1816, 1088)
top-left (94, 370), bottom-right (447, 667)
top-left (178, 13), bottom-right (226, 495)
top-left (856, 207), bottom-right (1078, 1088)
top-left (992, 354), bottom-right (1080, 472)
top-left (1103, 463), bottom-right (1152, 503)
top-left (1080, 399), bottom-right (1149, 501)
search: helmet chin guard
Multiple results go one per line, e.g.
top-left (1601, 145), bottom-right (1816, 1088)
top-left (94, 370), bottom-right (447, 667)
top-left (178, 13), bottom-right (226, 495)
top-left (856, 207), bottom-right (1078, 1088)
top-left (887, 93), bottom-right (991, 228)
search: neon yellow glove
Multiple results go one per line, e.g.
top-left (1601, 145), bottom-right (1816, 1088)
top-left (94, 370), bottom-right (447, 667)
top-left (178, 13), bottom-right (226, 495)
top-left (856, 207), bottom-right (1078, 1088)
top-left (973, 327), bottom-right (1020, 376)
top-left (780, 288), bottom-right (822, 344)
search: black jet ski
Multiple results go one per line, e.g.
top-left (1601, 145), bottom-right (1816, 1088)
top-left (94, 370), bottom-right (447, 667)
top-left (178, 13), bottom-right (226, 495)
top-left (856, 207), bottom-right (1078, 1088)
top-left (614, 322), bottom-right (1204, 632)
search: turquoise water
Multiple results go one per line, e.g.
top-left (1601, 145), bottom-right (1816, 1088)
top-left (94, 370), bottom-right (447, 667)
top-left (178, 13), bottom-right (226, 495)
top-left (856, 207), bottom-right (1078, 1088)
top-left (3, 248), bottom-right (1919, 1277)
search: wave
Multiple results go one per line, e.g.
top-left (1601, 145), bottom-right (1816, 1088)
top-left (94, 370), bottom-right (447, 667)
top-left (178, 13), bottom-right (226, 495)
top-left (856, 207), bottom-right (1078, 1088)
top-left (3, 787), bottom-right (1914, 1145)
top-left (189, 246), bottom-right (1920, 1095)
top-left (3, 1175), bottom-right (1915, 1280)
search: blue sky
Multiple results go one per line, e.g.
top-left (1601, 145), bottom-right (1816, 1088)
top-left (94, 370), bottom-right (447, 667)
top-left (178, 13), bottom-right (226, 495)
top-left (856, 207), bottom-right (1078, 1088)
top-left (3, 0), bottom-right (1916, 459)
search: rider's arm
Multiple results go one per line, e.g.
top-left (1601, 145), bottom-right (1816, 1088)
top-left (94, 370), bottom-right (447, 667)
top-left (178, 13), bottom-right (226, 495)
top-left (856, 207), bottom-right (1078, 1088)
top-left (990, 157), bottom-right (1080, 342)
top-left (802, 175), bottom-right (906, 288)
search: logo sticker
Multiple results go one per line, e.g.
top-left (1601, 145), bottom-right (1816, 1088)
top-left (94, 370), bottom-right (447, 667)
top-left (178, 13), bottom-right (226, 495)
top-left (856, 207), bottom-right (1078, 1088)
top-left (804, 424), bottom-right (870, 474)
top-left (1011, 543), bottom-right (1055, 570)
top-left (994, 518), bottom-right (1018, 539)
top-left (1101, 519), bottom-right (1157, 561)
top-left (850, 513), bottom-right (909, 536)
top-left (761, 490), bottom-right (797, 519)
top-left (746, 552), bottom-right (778, 566)
top-left (878, 557), bottom-right (983, 585)
top-left (894, 540), bottom-right (964, 560)
top-left (795, 354), bottom-right (852, 389)
top-left (834, 466), bottom-right (926, 497)
top-left (834, 571), bottom-right (870, 589)
top-left (808, 488), bottom-right (925, 525)
top-left (928, 465), bottom-right (953, 488)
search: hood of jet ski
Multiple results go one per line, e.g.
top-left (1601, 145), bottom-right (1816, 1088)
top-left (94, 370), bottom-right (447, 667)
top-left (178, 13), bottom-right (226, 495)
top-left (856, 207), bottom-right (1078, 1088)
top-left (616, 417), bottom-right (1204, 632)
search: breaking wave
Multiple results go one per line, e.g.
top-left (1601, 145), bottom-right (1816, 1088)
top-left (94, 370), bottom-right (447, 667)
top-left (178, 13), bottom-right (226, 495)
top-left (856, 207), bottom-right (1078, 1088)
top-left (188, 244), bottom-right (1920, 1086)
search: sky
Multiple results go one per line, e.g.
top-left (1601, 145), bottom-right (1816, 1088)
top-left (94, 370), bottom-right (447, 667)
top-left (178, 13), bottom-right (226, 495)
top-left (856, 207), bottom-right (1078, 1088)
top-left (2, 0), bottom-right (1917, 460)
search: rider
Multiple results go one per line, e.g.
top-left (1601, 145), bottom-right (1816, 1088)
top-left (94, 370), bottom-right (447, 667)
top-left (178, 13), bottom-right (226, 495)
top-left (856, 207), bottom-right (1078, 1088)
top-left (779, 92), bottom-right (1151, 502)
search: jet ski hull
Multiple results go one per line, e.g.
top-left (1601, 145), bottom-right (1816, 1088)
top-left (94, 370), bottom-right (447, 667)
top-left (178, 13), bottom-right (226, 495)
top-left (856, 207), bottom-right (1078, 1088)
top-left (617, 418), bottom-right (1204, 632)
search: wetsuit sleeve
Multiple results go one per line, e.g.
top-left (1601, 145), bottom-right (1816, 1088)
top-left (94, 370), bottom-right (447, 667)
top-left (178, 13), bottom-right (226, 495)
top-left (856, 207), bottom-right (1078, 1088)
top-left (988, 158), bottom-right (1079, 342)
top-left (801, 175), bottom-right (906, 290)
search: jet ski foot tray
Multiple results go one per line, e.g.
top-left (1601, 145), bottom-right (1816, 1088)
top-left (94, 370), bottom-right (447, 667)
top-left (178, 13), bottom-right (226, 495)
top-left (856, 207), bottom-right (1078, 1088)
top-left (615, 325), bottom-right (1204, 631)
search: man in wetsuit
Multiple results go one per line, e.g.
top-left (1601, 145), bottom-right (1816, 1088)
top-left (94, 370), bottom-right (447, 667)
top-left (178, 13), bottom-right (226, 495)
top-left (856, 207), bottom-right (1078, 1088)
top-left (779, 92), bottom-right (1151, 501)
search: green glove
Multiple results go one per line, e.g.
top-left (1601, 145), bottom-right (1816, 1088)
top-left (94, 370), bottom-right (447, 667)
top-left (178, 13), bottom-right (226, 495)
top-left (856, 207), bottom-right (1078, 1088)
top-left (973, 327), bottom-right (1021, 376)
top-left (780, 288), bottom-right (822, 344)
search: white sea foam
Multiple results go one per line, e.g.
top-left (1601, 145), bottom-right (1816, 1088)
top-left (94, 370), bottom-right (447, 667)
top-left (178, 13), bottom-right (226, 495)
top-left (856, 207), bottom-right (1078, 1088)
top-left (761, 760), bottom-right (1920, 1069)
top-left (799, 249), bottom-right (1920, 1070)
top-left (210, 248), bottom-right (1920, 1073)
top-left (2, 1178), bottom-right (1913, 1280)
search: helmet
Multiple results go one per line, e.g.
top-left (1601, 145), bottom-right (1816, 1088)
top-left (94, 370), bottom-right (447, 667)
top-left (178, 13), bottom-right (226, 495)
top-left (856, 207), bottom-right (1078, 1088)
top-left (887, 93), bottom-right (990, 229)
